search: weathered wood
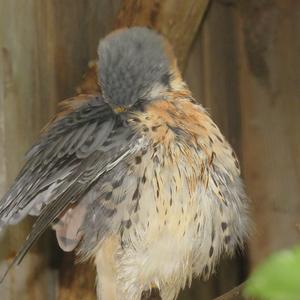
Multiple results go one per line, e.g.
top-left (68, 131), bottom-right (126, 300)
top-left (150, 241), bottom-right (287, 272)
top-left (115, 0), bottom-right (210, 70)
top-left (0, 2), bottom-right (59, 299)
top-left (0, 1), bottom-right (121, 300)
top-left (235, 0), bottom-right (300, 266)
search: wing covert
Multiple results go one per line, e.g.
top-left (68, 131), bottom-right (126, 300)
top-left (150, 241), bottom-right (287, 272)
top-left (0, 94), bottom-right (115, 227)
top-left (0, 94), bottom-right (147, 281)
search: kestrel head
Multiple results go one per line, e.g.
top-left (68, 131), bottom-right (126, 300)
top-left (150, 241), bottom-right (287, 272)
top-left (97, 27), bottom-right (180, 112)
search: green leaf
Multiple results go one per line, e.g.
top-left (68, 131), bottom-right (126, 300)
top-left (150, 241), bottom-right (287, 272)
top-left (245, 246), bottom-right (300, 300)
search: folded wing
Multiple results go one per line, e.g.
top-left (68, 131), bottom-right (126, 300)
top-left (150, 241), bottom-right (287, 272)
top-left (0, 94), bottom-right (144, 281)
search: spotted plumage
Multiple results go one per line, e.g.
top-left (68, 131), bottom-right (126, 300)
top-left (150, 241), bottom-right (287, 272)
top-left (0, 27), bottom-right (250, 300)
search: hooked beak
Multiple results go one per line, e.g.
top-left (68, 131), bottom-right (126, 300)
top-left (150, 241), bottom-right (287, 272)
top-left (113, 106), bottom-right (127, 114)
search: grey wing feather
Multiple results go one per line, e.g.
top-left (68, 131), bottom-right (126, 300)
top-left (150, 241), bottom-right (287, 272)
top-left (0, 96), bottom-right (112, 227)
top-left (0, 94), bottom-right (145, 281)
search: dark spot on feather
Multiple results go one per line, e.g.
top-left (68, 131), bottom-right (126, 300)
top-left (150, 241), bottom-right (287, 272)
top-left (143, 126), bottom-right (149, 132)
top-left (141, 148), bottom-right (147, 156)
top-left (221, 222), bottom-right (228, 231)
top-left (112, 178), bottom-right (124, 189)
top-left (167, 125), bottom-right (186, 137)
top-left (154, 171), bottom-right (160, 194)
top-left (209, 152), bottom-right (216, 165)
top-left (121, 240), bottom-right (125, 249)
top-left (197, 222), bottom-right (200, 233)
top-left (132, 117), bottom-right (141, 123)
top-left (105, 208), bottom-right (117, 217)
top-left (204, 265), bottom-right (209, 275)
top-left (151, 125), bottom-right (161, 132)
top-left (209, 136), bottom-right (214, 144)
top-left (142, 174), bottom-right (147, 184)
top-left (209, 246), bottom-right (214, 257)
top-left (216, 135), bottom-right (223, 143)
top-left (165, 208), bottom-right (168, 215)
top-left (234, 159), bottom-right (240, 170)
top-left (102, 139), bottom-right (112, 146)
top-left (164, 220), bottom-right (167, 226)
top-left (132, 185), bottom-right (139, 201)
top-left (134, 203), bottom-right (140, 213)
top-left (156, 206), bottom-right (159, 213)
top-left (189, 96), bottom-right (197, 104)
top-left (120, 225), bottom-right (124, 237)
top-left (104, 191), bottom-right (113, 201)
top-left (135, 156), bottom-right (142, 164)
top-left (194, 213), bottom-right (198, 221)
top-left (153, 141), bottom-right (159, 149)
top-left (211, 228), bottom-right (215, 241)
top-left (170, 197), bottom-right (172, 206)
top-left (125, 219), bottom-right (132, 229)
top-left (153, 156), bottom-right (160, 164)
top-left (219, 203), bottom-right (224, 214)
top-left (224, 235), bottom-right (231, 244)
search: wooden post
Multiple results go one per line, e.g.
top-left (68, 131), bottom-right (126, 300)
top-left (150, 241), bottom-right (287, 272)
top-left (0, 2), bottom-right (58, 299)
top-left (236, 0), bottom-right (300, 266)
top-left (0, 1), bottom-right (121, 299)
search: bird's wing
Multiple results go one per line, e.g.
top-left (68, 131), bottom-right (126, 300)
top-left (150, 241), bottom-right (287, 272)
top-left (0, 94), bottom-right (145, 280)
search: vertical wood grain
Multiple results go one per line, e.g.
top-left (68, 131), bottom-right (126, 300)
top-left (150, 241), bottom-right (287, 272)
top-left (0, 1), bottom-right (121, 299)
top-left (0, 2), bottom-right (58, 299)
top-left (236, 0), bottom-right (300, 266)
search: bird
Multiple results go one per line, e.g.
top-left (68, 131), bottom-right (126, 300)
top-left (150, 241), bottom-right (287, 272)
top-left (0, 27), bottom-right (250, 300)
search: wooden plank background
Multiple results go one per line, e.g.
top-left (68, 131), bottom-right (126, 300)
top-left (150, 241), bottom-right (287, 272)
top-left (0, 0), bottom-right (299, 299)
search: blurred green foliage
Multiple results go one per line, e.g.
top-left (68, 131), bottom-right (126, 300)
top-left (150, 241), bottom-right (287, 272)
top-left (244, 246), bottom-right (300, 300)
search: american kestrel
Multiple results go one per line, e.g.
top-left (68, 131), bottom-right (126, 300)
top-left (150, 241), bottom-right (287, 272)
top-left (0, 27), bottom-right (250, 300)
